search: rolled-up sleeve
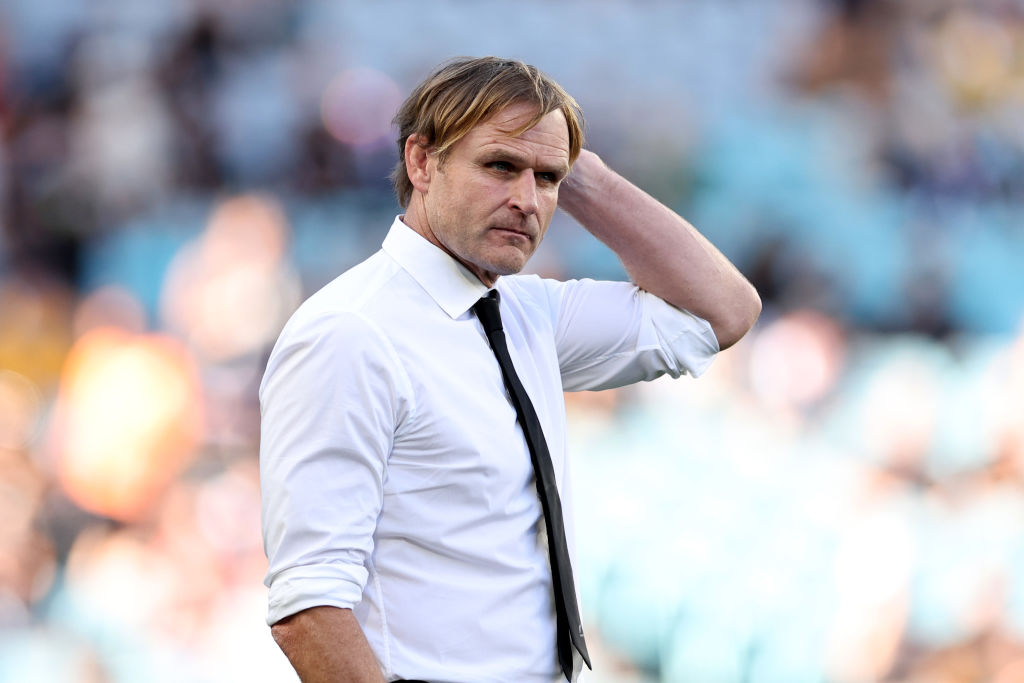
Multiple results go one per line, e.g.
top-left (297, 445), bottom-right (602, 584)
top-left (259, 310), bottom-right (411, 625)
top-left (550, 278), bottom-right (720, 391)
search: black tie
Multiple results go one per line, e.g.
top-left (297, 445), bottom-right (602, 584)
top-left (473, 290), bottom-right (591, 682)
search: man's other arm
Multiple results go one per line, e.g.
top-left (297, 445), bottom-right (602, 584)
top-left (272, 606), bottom-right (386, 683)
top-left (261, 311), bottom-right (407, 682)
top-left (557, 150), bottom-right (761, 349)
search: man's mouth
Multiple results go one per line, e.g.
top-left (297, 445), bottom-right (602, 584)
top-left (492, 226), bottom-right (532, 241)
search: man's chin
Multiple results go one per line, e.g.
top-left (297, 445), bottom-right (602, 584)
top-left (466, 254), bottom-right (529, 286)
top-left (490, 254), bottom-right (532, 277)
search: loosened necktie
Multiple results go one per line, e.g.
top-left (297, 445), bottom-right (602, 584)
top-left (473, 289), bottom-right (591, 682)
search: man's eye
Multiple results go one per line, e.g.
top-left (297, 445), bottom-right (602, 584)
top-left (489, 161), bottom-right (513, 172)
top-left (537, 172), bottom-right (558, 184)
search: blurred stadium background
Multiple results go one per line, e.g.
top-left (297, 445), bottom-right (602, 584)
top-left (2, 0), bottom-right (1024, 681)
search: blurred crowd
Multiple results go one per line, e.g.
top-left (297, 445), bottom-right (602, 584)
top-left (1, 0), bottom-right (1024, 681)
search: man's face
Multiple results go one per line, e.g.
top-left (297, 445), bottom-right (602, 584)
top-left (417, 102), bottom-right (571, 286)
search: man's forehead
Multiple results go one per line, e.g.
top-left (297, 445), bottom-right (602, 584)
top-left (485, 103), bottom-right (564, 132)
top-left (474, 105), bottom-right (570, 155)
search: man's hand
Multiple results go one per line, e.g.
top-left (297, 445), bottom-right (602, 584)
top-left (272, 606), bottom-right (386, 683)
top-left (558, 150), bottom-right (761, 349)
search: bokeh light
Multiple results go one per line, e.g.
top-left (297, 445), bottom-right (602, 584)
top-left (320, 67), bottom-right (402, 147)
top-left (747, 309), bottom-right (845, 413)
top-left (51, 328), bottom-right (202, 521)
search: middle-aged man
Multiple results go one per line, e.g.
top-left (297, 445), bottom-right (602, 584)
top-left (260, 56), bottom-right (762, 683)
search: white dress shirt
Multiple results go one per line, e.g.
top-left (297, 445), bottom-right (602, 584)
top-left (259, 217), bottom-right (719, 682)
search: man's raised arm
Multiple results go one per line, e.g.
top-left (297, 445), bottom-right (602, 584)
top-left (558, 150), bottom-right (761, 349)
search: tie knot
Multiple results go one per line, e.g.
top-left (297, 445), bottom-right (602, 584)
top-left (473, 290), bottom-right (502, 334)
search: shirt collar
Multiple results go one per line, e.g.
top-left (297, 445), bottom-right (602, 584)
top-left (382, 216), bottom-right (490, 319)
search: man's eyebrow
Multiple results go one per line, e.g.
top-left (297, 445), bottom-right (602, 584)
top-left (479, 149), bottom-right (528, 164)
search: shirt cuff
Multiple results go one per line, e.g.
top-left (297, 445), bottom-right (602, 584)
top-left (266, 563), bottom-right (368, 625)
top-left (645, 292), bottom-right (720, 378)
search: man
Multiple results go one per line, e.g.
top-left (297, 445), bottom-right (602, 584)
top-left (260, 56), bottom-right (761, 683)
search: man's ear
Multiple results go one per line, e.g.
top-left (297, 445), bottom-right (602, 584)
top-left (405, 134), bottom-right (433, 194)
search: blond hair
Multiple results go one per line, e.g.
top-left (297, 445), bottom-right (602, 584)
top-left (390, 56), bottom-right (585, 208)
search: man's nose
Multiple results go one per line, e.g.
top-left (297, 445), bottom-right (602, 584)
top-left (508, 173), bottom-right (539, 216)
